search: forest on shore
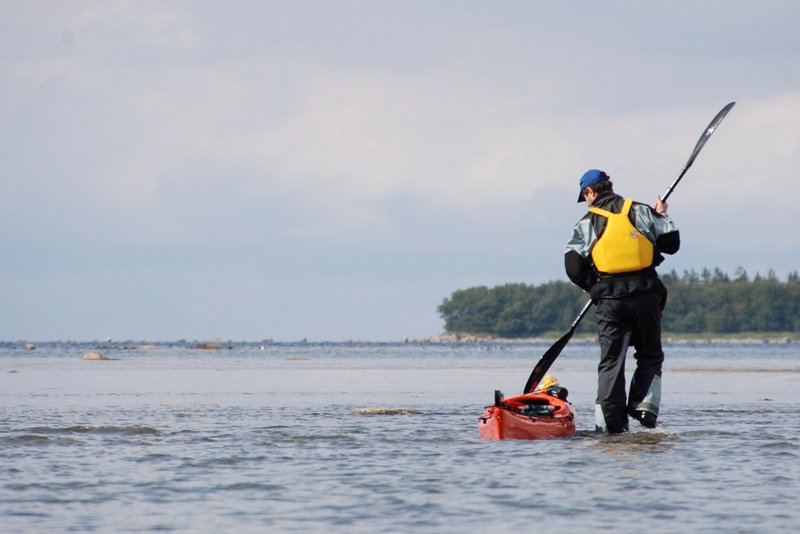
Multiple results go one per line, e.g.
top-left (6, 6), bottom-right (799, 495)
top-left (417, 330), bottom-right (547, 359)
top-left (438, 269), bottom-right (800, 337)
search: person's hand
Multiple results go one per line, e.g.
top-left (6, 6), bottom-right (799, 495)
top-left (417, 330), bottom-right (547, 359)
top-left (653, 196), bottom-right (668, 215)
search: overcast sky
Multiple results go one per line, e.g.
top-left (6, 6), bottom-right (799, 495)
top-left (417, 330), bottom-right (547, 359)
top-left (2, 1), bottom-right (799, 341)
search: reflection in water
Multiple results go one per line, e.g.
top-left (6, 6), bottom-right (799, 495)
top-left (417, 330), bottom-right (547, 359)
top-left (587, 429), bottom-right (679, 455)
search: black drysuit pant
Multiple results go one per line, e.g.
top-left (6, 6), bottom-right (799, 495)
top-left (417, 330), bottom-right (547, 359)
top-left (595, 291), bottom-right (664, 433)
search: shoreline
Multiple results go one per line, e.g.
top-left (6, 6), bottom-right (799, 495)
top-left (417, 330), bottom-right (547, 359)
top-left (408, 333), bottom-right (799, 345)
top-left (5, 334), bottom-right (798, 348)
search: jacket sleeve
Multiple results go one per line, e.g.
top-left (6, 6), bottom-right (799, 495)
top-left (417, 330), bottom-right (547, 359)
top-left (633, 204), bottom-right (680, 256)
top-left (565, 250), bottom-right (592, 291)
top-left (564, 217), bottom-right (595, 291)
top-left (650, 208), bottom-right (680, 255)
top-left (655, 229), bottom-right (680, 255)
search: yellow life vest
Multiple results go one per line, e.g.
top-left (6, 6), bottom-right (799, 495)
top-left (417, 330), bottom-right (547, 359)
top-left (588, 198), bottom-right (654, 274)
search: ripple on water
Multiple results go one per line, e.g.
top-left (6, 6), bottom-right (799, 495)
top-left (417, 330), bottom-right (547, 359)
top-left (758, 440), bottom-right (799, 450)
top-left (0, 434), bottom-right (56, 446)
top-left (22, 425), bottom-right (160, 436)
top-left (352, 407), bottom-right (421, 415)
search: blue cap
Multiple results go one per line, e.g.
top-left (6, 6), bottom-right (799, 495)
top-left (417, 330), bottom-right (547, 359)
top-left (577, 169), bottom-right (609, 202)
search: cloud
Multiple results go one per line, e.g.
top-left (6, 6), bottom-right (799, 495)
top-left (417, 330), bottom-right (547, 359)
top-left (66, 0), bottom-right (199, 50)
top-left (2, 2), bottom-right (800, 340)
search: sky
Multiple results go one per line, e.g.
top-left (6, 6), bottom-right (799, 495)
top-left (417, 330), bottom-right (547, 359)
top-left (1, 1), bottom-right (799, 341)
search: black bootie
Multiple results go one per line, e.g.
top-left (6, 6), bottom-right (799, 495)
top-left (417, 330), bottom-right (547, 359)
top-left (631, 410), bottom-right (657, 429)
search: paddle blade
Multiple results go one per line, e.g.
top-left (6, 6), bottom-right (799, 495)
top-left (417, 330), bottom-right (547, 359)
top-left (523, 327), bottom-right (577, 394)
top-left (523, 300), bottom-right (592, 394)
top-left (663, 101), bottom-right (736, 201)
top-left (686, 101), bottom-right (736, 169)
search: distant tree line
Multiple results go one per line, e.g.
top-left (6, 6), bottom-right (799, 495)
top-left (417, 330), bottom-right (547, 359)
top-left (437, 269), bottom-right (800, 337)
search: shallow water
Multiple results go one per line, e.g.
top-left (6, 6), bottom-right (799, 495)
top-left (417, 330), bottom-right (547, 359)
top-left (2, 342), bottom-right (799, 532)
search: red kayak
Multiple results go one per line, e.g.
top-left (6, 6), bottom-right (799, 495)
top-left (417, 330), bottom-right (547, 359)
top-left (478, 382), bottom-right (575, 440)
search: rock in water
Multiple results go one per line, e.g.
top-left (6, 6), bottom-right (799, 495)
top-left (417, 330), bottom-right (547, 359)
top-left (192, 343), bottom-right (223, 350)
top-left (81, 352), bottom-right (108, 361)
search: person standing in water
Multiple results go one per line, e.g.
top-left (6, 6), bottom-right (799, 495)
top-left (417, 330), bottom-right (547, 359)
top-left (565, 169), bottom-right (680, 434)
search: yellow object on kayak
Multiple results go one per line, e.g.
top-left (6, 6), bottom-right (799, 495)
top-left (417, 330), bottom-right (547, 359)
top-left (535, 374), bottom-right (559, 392)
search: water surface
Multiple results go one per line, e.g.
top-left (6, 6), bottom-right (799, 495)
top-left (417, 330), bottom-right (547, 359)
top-left (2, 342), bottom-right (799, 532)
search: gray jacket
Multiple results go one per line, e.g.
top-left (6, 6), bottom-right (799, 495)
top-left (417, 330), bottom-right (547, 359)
top-left (564, 193), bottom-right (680, 298)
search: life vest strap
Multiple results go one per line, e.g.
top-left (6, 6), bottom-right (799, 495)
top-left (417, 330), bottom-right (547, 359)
top-left (587, 198), bottom-right (633, 218)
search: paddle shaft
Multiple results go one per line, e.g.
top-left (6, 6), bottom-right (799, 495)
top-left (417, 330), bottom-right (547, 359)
top-left (522, 102), bottom-right (736, 393)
